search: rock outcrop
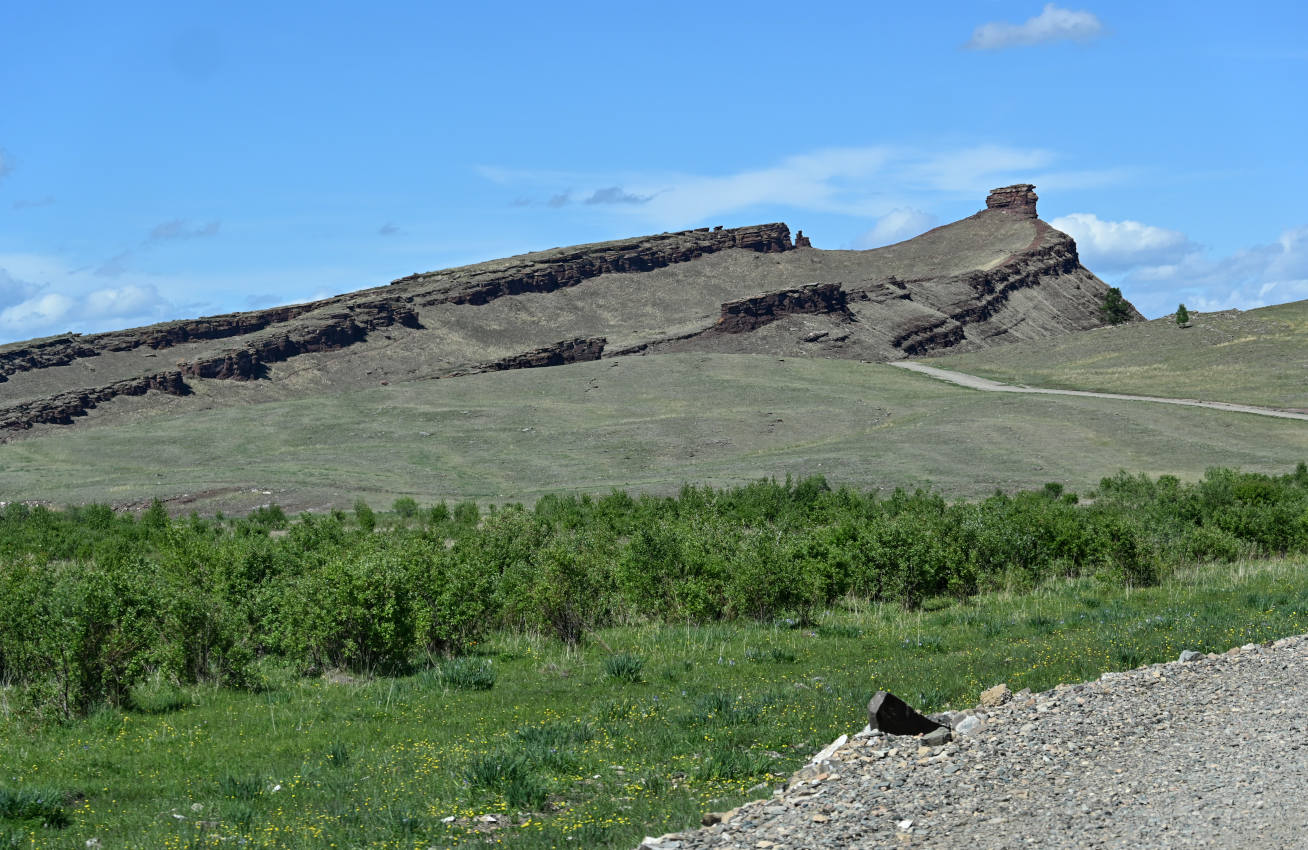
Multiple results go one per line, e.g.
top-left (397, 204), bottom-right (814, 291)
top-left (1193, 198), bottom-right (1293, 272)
top-left (0, 372), bottom-right (188, 433)
top-left (985, 183), bottom-right (1039, 219)
top-left (714, 283), bottom-right (853, 334)
top-left (483, 338), bottom-right (607, 372)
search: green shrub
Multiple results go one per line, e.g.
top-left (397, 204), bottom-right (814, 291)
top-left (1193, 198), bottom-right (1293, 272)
top-left (391, 497), bottom-right (419, 520)
top-left (0, 786), bottom-right (72, 829)
top-left (428, 658), bottom-right (496, 691)
top-left (353, 499), bottom-right (376, 533)
top-left (128, 676), bottom-right (192, 714)
top-left (464, 752), bottom-right (549, 810)
top-left (603, 653), bottom-right (645, 683)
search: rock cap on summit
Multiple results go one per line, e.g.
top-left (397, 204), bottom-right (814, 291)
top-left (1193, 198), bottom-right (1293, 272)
top-left (985, 184), bottom-right (1039, 219)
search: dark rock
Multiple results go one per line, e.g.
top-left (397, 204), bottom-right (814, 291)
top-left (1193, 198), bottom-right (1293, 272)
top-left (714, 283), bottom-right (853, 334)
top-left (0, 371), bottom-right (189, 433)
top-left (867, 690), bottom-right (946, 736)
top-left (794, 230), bottom-right (812, 249)
top-left (483, 338), bottom-right (606, 372)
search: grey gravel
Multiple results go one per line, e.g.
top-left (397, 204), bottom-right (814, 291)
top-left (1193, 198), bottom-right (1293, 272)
top-left (638, 634), bottom-right (1308, 849)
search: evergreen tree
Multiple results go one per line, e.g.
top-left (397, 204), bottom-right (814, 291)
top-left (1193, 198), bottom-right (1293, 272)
top-left (1176, 303), bottom-right (1190, 326)
top-left (1099, 287), bottom-right (1133, 325)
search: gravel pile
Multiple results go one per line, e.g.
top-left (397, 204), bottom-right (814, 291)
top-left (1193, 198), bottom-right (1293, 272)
top-left (640, 634), bottom-right (1308, 849)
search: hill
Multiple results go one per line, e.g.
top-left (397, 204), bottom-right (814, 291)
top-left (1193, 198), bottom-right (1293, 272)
top-left (0, 185), bottom-right (1136, 438)
top-left (925, 299), bottom-right (1308, 411)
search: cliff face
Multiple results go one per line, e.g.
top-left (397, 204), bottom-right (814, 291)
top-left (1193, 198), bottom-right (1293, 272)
top-left (0, 191), bottom-right (1143, 437)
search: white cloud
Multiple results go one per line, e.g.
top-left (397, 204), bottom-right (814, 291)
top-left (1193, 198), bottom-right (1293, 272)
top-left (1076, 223), bottom-right (1308, 318)
top-left (1050, 212), bottom-right (1195, 271)
top-left (0, 254), bottom-right (177, 342)
top-left (966, 4), bottom-right (1104, 50)
top-left (850, 208), bottom-right (938, 249)
top-left (0, 283), bottom-right (171, 340)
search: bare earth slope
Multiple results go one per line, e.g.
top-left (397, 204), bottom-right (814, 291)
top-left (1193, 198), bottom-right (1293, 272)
top-left (0, 185), bottom-right (1137, 437)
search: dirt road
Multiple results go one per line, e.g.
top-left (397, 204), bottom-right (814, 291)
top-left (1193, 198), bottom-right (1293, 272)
top-left (889, 362), bottom-right (1308, 422)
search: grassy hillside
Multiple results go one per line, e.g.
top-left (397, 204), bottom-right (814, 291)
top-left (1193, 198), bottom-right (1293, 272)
top-left (926, 300), bottom-right (1308, 410)
top-left (1, 353), bottom-right (1306, 513)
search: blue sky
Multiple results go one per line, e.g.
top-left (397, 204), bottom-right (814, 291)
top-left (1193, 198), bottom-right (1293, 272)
top-left (1, 1), bottom-right (1305, 343)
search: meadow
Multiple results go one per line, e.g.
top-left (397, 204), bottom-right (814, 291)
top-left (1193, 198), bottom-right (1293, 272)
top-left (928, 299), bottom-right (1308, 410)
top-left (2, 558), bottom-right (1305, 849)
top-left (2, 352), bottom-right (1307, 515)
top-left (2, 465), bottom-right (1308, 847)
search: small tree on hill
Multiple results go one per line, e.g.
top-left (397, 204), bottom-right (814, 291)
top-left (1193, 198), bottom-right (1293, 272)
top-left (1176, 303), bottom-right (1190, 327)
top-left (1099, 287), bottom-right (1133, 325)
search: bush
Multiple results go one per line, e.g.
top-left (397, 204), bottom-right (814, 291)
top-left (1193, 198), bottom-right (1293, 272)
top-left (464, 752), bottom-right (550, 810)
top-left (603, 653), bottom-right (644, 683)
top-left (428, 658), bottom-right (496, 691)
top-left (392, 497), bottom-right (419, 520)
top-left (0, 786), bottom-right (72, 829)
top-left (353, 499), bottom-right (376, 533)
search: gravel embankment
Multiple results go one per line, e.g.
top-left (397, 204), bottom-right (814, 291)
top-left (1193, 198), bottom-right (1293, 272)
top-left (640, 634), bottom-right (1308, 849)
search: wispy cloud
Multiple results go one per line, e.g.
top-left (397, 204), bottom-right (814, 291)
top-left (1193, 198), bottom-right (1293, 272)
top-left (584, 186), bottom-right (652, 205)
top-left (90, 219), bottom-right (222, 278)
top-left (12, 195), bottom-right (56, 210)
top-left (95, 251), bottom-right (135, 278)
top-left (966, 4), bottom-right (1104, 50)
top-left (0, 148), bottom-right (12, 182)
top-left (378, 222), bottom-right (400, 236)
top-left (147, 219), bottom-right (221, 243)
top-left (484, 144), bottom-right (1123, 229)
top-left (850, 208), bottom-right (938, 249)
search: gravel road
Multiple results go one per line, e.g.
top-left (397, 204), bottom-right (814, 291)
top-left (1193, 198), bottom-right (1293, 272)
top-left (889, 362), bottom-right (1308, 422)
top-left (640, 634), bottom-right (1308, 849)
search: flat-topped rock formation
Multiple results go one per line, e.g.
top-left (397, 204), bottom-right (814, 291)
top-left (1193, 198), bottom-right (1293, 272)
top-left (0, 187), bottom-right (1141, 437)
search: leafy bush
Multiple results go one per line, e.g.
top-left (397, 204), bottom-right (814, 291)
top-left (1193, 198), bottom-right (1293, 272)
top-left (2, 465), bottom-right (1307, 715)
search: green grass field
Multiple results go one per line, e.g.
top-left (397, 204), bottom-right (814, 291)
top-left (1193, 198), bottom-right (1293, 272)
top-left (927, 300), bottom-right (1308, 410)
top-left (2, 353), bottom-right (1306, 514)
top-left (3, 557), bottom-right (1306, 849)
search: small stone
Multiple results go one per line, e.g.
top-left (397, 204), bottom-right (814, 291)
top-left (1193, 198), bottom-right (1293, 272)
top-left (921, 726), bottom-right (953, 747)
top-left (1179, 650), bottom-right (1202, 662)
top-left (812, 813), bottom-right (830, 823)
top-left (955, 715), bottom-right (983, 736)
top-left (979, 684), bottom-right (1011, 707)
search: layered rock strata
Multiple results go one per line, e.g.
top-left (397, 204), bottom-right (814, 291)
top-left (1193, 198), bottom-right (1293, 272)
top-left (0, 188), bottom-right (1144, 437)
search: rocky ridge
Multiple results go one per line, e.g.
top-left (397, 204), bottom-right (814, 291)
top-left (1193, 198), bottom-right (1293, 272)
top-left (639, 634), bottom-right (1308, 849)
top-left (0, 187), bottom-right (1142, 437)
